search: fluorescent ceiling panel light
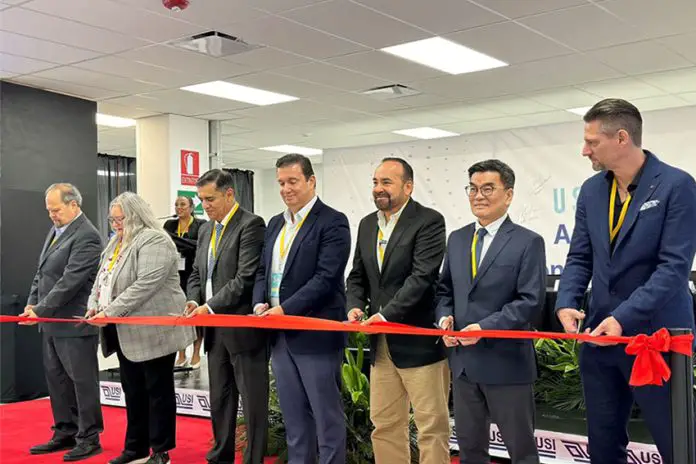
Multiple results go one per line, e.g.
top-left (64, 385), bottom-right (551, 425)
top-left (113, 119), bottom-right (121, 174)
top-left (181, 80), bottom-right (298, 106)
top-left (393, 127), bottom-right (460, 140)
top-left (566, 106), bottom-right (592, 116)
top-left (260, 145), bottom-right (323, 156)
top-left (96, 113), bottom-right (136, 128)
top-left (381, 37), bottom-right (508, 75)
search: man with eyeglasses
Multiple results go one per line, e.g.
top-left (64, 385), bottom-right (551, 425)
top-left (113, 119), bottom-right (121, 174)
top-left (20, 183), bottom-right (104, 461)
top-left (435, 160), bottom-right (546, 464)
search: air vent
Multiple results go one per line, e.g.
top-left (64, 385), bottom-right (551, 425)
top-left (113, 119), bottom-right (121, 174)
top-left (361, 84), bottom-right (422, 100)
top-left (170, 31), bottom-right (261, 58)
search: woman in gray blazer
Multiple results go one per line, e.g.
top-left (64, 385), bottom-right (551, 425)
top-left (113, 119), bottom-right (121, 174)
top-left (86, 192), bottom-right (195, 464)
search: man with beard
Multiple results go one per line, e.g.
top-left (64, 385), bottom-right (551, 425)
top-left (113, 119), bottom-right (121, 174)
top-left (346, 157), bottom-right (450, 464)
top-left (556, 98), bottom-right (696, 464)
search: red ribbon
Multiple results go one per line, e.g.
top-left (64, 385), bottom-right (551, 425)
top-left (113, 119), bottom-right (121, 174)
top-left (2, 314), bottom-right (692, 388)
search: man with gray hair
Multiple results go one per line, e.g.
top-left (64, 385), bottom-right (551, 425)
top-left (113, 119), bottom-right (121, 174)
top-left (20, 183), bottom-right (104, 461)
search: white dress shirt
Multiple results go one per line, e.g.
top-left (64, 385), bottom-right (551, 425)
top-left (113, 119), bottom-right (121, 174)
top-left (376, 199), bottom-right (410, 272)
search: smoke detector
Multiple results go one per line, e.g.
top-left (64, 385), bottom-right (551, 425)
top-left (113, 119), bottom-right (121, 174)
top-left (362, 84), bottom-right (422, 100)
top-left (170, 31), bottom-right (261, 58)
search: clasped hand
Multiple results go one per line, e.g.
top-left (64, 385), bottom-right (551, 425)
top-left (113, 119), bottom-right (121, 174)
top-left (440, 316), bottom-right (481, 347)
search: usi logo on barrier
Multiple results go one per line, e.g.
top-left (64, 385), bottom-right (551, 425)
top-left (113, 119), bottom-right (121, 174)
top-left (101, 385), bottom-right (122, 402)
top-left (175, 393), bottom-right (194, 410)
top-left (196, 395), bottom-right (211, 413)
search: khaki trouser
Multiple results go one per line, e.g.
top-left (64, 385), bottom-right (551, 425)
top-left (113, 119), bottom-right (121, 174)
top-left (370, 335), bottom-right (451, 464)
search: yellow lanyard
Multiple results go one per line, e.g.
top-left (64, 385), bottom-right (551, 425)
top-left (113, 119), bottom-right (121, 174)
top-left (50, 236), bottom-right (58, 247)
top-left (108, 241), bottom-right (122, 272)
top-left (471, 232), bottom-right (481, 278)
top-left (609, 178), bottom-right (631, 243)
top-left (280, 214), bottom-right (308, 260)
top-left (211, 203), bottom-right (239, 259)
top-left (177, 216), bottom-right (194, 237)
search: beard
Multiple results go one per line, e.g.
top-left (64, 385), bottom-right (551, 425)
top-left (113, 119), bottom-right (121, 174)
top-left (373, 194), bottom-right (393, 211)
top-left (591, 159), bottom-right (605, 172)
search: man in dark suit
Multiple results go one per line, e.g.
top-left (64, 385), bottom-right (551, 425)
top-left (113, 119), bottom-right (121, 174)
top-left (253, 154), bottom-right (351, 464)
top-left (184, 169), bottom-right (268, 464)
top-left (20, 183), bottom-right (104, 461)
top-left (556, 99), bottom-right (696, 464)
top-left (436, 160), bottom-right (546, 464)
top-left (345, 158), bottom-right (450, 464)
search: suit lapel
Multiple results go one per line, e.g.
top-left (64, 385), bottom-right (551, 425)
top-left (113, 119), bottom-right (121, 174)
top-left (610, 155), bottom-right (661, 252)
top-left (39, 215), bottom-right (83, 268)
top-left (200, 223), bottom-right (213, 282)
top-left (108, 239), bottom-right (135, 291)
top-left (596, 178), bottom-right (611, 257)
top-left (461, 226), bottom-right (475, 291)
top-left (282, 202), bottom-right (320, 278)
top-left (380, 200), bottom-right (416, 275)
top-left (469, 218), bottom-right (514, 292)
top-left (212, 208), bottom-right (243, 271)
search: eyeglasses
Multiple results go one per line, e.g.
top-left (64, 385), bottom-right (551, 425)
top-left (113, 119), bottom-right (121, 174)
top-left (465, 185), bottom-right (500, 197)
top-left (108, 216), bottom-right (125, 224)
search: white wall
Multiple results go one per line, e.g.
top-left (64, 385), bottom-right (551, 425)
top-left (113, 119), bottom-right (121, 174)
top-left (255, 163), bottom-right (324, 223)
top-left (319, 105), bottom-right (696, 274)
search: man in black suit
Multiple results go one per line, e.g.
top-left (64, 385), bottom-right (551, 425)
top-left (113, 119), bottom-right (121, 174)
top-left (346, 158), bottom-right (450, 464)
top-left (184, 169), bottom-right (268, 464)
top-left (436, 160), bottom-right (546, 464)
top-left (21, 183), bottom-right (104, 461)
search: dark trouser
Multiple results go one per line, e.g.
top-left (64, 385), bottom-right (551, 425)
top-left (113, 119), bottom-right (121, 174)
top-left (271, 333), bottom-right (346, 464)
top-left (116, 344), bottom-right (177, 455)
top-left (453, 374), bottom-right (538, 464)
top-left (581, 345), bottom-right (675, 464)
top-left (206, 331), bottom-right (270, 464)
top-left (43, 334), bottom-right (103, 445)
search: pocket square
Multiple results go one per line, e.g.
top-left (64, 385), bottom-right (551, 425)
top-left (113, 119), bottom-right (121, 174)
top-left (639, 200), bottom-right (660, 211)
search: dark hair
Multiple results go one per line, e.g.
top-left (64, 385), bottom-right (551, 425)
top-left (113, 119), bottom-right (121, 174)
top-left (583, 98), bottom-right (643, 147)
top-left (381, 157), bottom-right (414, 182)
top-left (196, 169), bottom-right (235, 192)
top-left (468, 159), bottom-right (515, 189)
top-left (275, 154), bottom-right (314, 180)
top-left (176, 195), bottom-right (194, 209)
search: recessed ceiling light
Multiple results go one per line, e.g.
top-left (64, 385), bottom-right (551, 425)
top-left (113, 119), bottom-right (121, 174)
top-left (260, 145), bottom-right (323, 156)
top-left (96, 113), bottom-right (136, 128)
top-left (181, 80), bottom-right (298, 106)
top-left (566, 106), bottom-right (592, 116)
top-left (393, 127), bottom-right (460, 140)
top-left (381, 37), bottom-right (508, 75)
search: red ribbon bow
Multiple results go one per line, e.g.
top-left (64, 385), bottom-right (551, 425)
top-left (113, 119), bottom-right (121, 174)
top-left (625, 328), bottom-right (694, 387)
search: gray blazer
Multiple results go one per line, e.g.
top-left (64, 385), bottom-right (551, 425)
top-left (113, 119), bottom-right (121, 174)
top-left (28, 213), bottom-right (102, 337)
top-left (89, 229), bottom-right (196, 363)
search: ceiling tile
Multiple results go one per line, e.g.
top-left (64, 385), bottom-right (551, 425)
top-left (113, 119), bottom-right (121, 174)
top-left (281, 0), bottom-right (429, 48)
top-left (519, 4), bottom-right (650, 51)
top-left (474, 97), bottom-right (557, 115)
top-left (525, 88), bottom-right (602, 109)
top-left (312, 91), bottom-right (407, 113)
top-left (630, 94), bottom-right (693, 112)
top-left (677, 92), bottom-right (696, 104)
top-left (586, 40), bottom-right (692, 75)
top-left (0, 52), bottom-right (58, 74)
top-left (601, 0), bottom-right (696, 38)
top-left (636, 68), bottom-right (696, 93)
top-left (327, 51), bottom-right (443, 83)
top-left (0, 7), bottom-right (150, 53)
top-left (22, 0), bottom-right (206, 43)
top-left (658, 32), bottom-right (696, 64)
top-left (127, 88), bottom-right (255, 115)
top-left (10, 75), bottom-right (123, 99)
top-left (521, 110), bottom-right (584, 126)
top-left (427, 102), bottom-right (505, 121)
top-left (97, 101), bottom-right (159, 119)
top-left (219, 15), bottom-right (368, 60)
top-left (32, 66), bottom-right (167, 93)
top-left (352, 0), bottom-right (504, 34)
top-left (390, 93), bottom-right (452, 109)
top-left (446, 21), bottom-right (574, 65)
top-left (272, 62), bottom-right (391, 91)
top-left (0, 32), bottom-right (100, 65)
top-left (230, 71), bottom-right (340, 98)
top-left (437, 116), bottom-right (531, 134)
top-left (242, 0), bottom-right (328, 14)
top-left (194, 111), bottom-right (245, 121)
top-left (74, 56), bottom-right (198, 88)
top-left (380, 107), bottom-right (460, 126)
top-left (222, 47), bottom-right (310, 72)
top-left (473, 0), bottom-right (589, 19)
top-left (577, 77), bottom-right (667, 100)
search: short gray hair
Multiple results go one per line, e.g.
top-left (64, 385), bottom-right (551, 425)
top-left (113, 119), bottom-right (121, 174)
top-left (45, 183), bottom-right (83, 207)
top-left (584, 98), bottom-right (643, 147)
top-left (109, 192), bottom-right (169, 248)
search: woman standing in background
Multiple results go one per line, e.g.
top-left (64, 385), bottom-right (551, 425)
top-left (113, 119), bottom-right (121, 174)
top-left (163, 196), bottom-right (206, 368)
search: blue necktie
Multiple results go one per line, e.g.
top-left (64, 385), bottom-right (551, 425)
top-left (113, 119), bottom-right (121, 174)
top-left (473, 228), bottom-right (487, 277)
top-left (208, 222), bottom-right (224, 275)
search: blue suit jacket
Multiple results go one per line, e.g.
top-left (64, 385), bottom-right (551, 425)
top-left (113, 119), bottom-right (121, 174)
top-left (556, 151), bottom-right (696, 343)
top-left (252, 198), bottom-right (351, 354)
top-left (435, 217), bottom-right (546, 385)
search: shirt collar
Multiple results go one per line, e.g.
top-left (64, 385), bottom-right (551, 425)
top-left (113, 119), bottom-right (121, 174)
top-left (217, 202), bottom-right (238, 227)
top-left (284, 195), bottom-right (318, 226)
top-left (475, 213), bottom-right (508, 236)
top-left (377, 198), bottom-right (410, 229)
top-left (56, 211), bottom-right (82, 235)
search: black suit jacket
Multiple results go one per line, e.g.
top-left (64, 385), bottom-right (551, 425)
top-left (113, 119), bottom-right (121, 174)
top-left (164, 217), bottom-right (207, 290)
top-left (27, 213), bottom-right (102, 337)
top-left (187, 206), bottom-right (266, 354)
top-left (346, 199), bottom-right (447, 368)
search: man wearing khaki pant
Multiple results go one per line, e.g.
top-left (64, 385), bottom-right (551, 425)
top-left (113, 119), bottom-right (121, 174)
top-left (346, 157), bottom-right (451, 464)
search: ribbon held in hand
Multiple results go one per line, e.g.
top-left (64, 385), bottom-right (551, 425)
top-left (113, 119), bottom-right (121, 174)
top-left (625, 328), bottom-right (694, 386)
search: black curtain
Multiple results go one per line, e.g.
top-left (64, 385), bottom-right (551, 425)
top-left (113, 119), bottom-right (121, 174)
top-left (224, 168), bottom-right (254, 212)
top-left (97, 153), bottom-right (137, 240)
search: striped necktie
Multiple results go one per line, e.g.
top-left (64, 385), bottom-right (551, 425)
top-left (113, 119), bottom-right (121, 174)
top-left (208, 222), bottom-right (224, 274)
top-left (472, 228), bottom-right (487, 278)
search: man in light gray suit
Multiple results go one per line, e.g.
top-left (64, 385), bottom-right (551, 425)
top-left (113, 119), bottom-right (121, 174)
top-left (436, 160), bottom-right (546, 464)
top-left (185, 169), bottom-right (269, 464)
top-left (20, 183), bottom-right (104, 461)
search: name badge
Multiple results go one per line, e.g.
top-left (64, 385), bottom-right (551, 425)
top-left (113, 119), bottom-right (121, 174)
top-left (270, 272), bottom-right (282, 299)
top-left (178, 254), bottom-right (186, 271)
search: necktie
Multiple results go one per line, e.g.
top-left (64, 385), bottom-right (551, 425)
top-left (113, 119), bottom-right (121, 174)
top-left (208, 222), bottom-right (224, 274)
top-left (50, 229), bottom-right (61, 248)
top-left (472, 228), bottom-right (487, 277)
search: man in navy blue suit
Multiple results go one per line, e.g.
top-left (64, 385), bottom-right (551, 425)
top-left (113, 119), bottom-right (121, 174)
top-left (556, 98), bottom-right (696, 464)
top-left (253, 154), bottom-right (351, 464)
top-left (436, 160), bottom-right (546, 464)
